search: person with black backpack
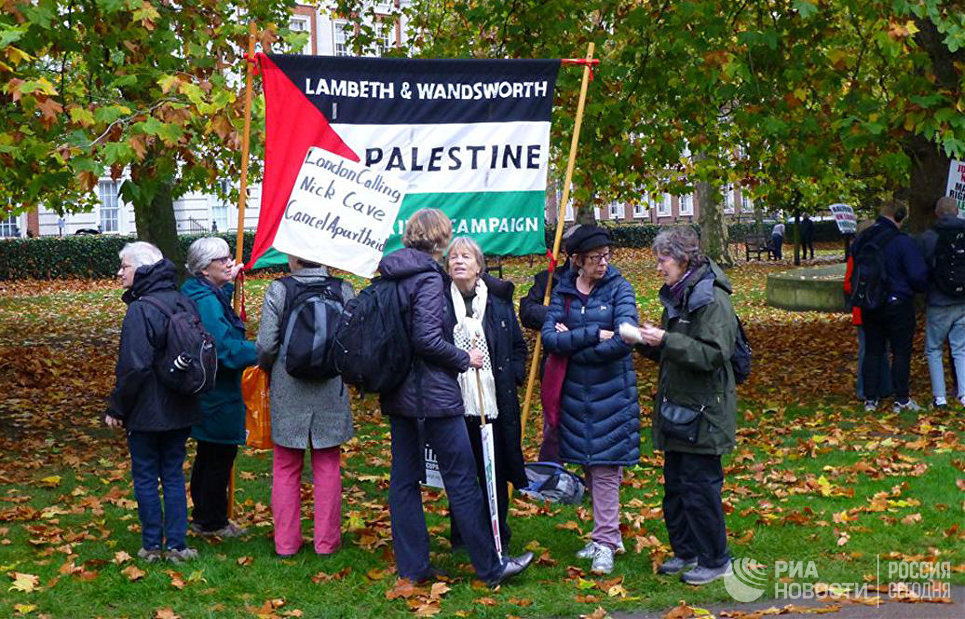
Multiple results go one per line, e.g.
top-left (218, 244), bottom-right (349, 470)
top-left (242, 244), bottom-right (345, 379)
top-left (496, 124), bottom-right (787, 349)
top-left (378, 208), bottom-right (533, 587)
top-left (256, 254), bottom-right (355, 557)
top-left (918, 197), bottom-right (965, 409)
top-left (850, 201), bottom-right (928, 413)
top-left (106, 242), bottom-right (202, 564)
top-left (181, 237), bottom-right (258, 540)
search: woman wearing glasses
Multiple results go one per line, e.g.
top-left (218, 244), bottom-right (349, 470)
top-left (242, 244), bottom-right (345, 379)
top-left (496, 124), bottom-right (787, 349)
top-left (541, 225), bottom-right (639, 575)
top-left (182, 237), bottom-right (257, 538)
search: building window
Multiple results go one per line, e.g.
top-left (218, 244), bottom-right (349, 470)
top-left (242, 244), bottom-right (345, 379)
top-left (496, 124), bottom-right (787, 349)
top-left (723, 185), bottom-right (735, 214)
top-left (0, 214), bottom-right (19, 237)
top-left (608, 202), bottom-right (624, 220)
top-left (375, 22), bottom-right (393, 56)
top-left (633, 201), bottom-right (649, 219)
top-left (656, 194), bottom-right (672, 217)
top-left (99, 180), bottom-right (119, 233)
top-left (741, 192), bottom-right (753, 212)
top-left (290, 16), bottom-right (312, 54)
top-left (334, 21), bottom-right (351, 56)
top-left (678, 194), bottom-right (694, 216)
top-left (211, 179), bottom-right (231, 233)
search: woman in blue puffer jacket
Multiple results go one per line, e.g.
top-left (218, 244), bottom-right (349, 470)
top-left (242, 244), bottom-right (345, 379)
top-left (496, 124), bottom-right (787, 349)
top-left (542, 225), bottom-right (639, 576)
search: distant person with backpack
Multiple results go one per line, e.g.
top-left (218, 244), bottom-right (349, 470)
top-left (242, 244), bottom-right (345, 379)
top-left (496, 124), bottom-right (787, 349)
top-left (622, 226), bottom-right (738, 586)
top-left (771, 221), bottom-right (785, 260)
top-left (106, 242), bottom-right (202, 563)
top-left (256, 254), bottom-right (355, 557)
top-left (918, 196), bottom-right (965, 409)
top-left (445, 236), bottom-right (528, 554)
top-left (378, 208), bottom-right (533, 587)
top-left (182, 237), bottom-right (257, 539)
top-left (850, 201), bottom-right (928, 412)
top-left (542, 225), bottom-right (640, 576)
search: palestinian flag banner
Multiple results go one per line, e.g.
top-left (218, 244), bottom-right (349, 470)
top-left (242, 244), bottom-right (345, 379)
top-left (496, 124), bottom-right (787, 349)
top-left (249, 54), bottom-right (561, 269)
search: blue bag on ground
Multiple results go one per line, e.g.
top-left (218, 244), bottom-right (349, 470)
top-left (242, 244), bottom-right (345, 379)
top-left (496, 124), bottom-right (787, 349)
top-left (519, 462), bottom-right (585, 504)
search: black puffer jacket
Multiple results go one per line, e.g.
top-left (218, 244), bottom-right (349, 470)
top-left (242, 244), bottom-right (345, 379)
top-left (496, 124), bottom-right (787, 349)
top-left (378, 248), bottom-right (470, 418)
top-left (107, 259), bottom-right (202, 431)
top-left (481, 273), bottom-right (528, 488)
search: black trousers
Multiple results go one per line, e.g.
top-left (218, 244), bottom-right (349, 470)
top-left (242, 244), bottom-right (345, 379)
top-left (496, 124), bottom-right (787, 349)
top-left (663, 451), bottom-right (729, 569)
top-left (451, 417), bottom-right (511, 552)
top-left (190, 440), bottom-right (238, 531)
top-left (802, 237), bottom-right (814, 259)
top-left (862, 298), bottom-right (916, 401)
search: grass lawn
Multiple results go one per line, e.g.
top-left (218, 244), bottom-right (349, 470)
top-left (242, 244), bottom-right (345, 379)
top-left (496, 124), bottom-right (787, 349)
top-left (0, 247), bottom-right (961, 618)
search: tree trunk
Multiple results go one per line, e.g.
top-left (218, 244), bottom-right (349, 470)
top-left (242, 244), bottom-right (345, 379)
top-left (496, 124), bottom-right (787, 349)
top-left (904, 134), bottom-right (951, 235)
top-left (696, 181), bottom-right (733, 267)
top-left (128, 164), bottom-right (184, 278)
top-left (754, 201), bottom-right (765, 238)
top-left (793, 211), bottom-right (801, 266)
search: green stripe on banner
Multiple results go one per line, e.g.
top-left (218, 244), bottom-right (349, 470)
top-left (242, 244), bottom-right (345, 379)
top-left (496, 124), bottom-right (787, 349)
top-left (259, 189), bottom-right (545, 270)
top-left (386, 190), bottom-right (546, 256)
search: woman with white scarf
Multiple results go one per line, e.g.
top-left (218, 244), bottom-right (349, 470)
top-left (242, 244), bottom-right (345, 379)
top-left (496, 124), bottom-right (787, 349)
top-left (447, 236), bottom-right (528, 553)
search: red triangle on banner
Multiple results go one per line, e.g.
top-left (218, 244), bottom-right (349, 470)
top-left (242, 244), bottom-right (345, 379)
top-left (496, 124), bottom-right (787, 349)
top-left (248, 54), bottom-right (359, 269)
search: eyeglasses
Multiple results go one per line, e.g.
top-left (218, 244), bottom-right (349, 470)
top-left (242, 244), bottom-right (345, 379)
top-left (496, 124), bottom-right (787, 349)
top-left (584, 251), bottom-right (612, 264)
top-left (212, 256), bottom-right (232, 264)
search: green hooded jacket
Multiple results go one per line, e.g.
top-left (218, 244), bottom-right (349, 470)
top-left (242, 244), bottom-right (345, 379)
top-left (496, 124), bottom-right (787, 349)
top-left (646, 260), bottom-right (738, 455)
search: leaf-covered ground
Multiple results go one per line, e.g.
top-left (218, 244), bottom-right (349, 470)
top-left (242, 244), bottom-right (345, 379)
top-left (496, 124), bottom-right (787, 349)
top-left (0, 249), bottom-right (961, 618)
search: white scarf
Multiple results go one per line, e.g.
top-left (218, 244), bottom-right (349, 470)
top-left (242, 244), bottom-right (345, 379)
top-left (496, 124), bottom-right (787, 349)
top-left (451, 278), bottom-right (499, 419)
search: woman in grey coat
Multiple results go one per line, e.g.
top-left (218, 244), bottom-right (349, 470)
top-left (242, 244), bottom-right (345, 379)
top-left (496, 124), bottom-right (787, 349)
top-left (256, 255), bottom-right (355, 557)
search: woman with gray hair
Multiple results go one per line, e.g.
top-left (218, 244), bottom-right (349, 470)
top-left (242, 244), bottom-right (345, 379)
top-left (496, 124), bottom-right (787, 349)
top-left (622, 225), bottom-right (737, 585)
top-left (181, 236), bottom-right (256, 538)
top-left (446, 236), bottom-right (528, 553)
top-left (107, 242), bottom-right (201, 562)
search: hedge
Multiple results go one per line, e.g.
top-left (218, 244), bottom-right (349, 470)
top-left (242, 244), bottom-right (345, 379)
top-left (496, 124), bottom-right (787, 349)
top-left (2, 220), bottom-right (849, 280)
top-left (0, 232), bottom-right (261, 280)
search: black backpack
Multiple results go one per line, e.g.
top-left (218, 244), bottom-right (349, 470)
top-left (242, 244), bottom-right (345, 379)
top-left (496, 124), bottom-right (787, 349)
top-left (932, 227), bottom-right (965, 298)
top-left (278, 276), bottom-right (344, 381)
top-left (850, 226), bottom-right (900, 311)
top-left (732, 315), bottom-right (751, 384)
top-left (142, 296), bottom-right (218, 395)
top-left (332, 277), bottom-right (412, 394)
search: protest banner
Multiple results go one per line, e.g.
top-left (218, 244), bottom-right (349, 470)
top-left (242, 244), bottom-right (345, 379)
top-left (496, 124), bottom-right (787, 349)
top-left (271, 147), bottom-right (406, 277)
top-left (249, 55), bottom-right (561, 268)
top-left (947, 159), bottom-right (965, 213)
top-left (829, 203), bottom-right (856, 234)
top-left (480, 423), bottom-right (502, 560)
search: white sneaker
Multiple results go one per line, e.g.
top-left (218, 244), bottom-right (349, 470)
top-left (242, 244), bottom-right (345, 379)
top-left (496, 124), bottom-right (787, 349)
top-left (590, 544), bottom-right (615, 575)
top-left (576, 540), bottom-right (625, 559)
top-left (893, 398), bottom-right (923, 413)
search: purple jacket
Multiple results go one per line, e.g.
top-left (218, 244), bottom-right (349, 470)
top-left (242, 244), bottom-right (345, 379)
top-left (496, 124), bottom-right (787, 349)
top-left (378, 248), bottom-right (470, 418)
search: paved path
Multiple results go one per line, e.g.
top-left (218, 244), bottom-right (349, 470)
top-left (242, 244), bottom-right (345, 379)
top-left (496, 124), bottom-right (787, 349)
top-left (615, 586), bottom-right (963, 619)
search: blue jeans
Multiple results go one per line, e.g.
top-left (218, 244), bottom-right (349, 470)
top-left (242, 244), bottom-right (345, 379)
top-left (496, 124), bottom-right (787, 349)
top-left (925, 304), bottom-right (965, 401)
top-left (127, 427), bottom-right (191, 551)
top-left (856, 326), bottom-right (892, 399)
top-left (388, 416), bottom-right (500, 582)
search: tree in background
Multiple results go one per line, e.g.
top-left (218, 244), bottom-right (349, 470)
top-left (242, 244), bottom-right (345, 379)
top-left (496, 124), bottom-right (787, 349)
top-left (0, 0), bottom-right (300, 263)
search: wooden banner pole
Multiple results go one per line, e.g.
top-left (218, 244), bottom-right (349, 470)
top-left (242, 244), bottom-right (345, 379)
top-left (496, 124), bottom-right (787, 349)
top-left (228, 21), bottom-right (258, 521)
top-left (519, 42), bottom-right (596, 444)
top-left (233, 21), bottom-right (258, 314)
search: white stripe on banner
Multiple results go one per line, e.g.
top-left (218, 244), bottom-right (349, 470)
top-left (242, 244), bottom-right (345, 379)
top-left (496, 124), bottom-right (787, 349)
top-left (332, 121), bottom-right (550, 194)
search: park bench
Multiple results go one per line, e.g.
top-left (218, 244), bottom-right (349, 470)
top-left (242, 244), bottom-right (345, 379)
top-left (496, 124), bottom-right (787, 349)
top-left (744, 234), bottom-right (774, 261)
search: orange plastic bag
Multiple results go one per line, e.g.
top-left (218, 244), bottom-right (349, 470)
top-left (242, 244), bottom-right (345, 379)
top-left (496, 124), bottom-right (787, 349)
top-left (242, 366), bottom-right (273, 449)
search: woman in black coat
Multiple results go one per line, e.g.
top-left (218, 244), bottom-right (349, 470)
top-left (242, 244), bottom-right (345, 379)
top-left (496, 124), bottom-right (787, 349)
top-left (377, 209), bottom-right (532, 586)
top-left (446, 236), bottom-right (528, 552)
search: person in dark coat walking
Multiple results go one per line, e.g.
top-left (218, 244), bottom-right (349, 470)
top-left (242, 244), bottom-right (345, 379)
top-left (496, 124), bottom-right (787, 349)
top-left (446, 236), bottom-right (528, 553)
top-left (800, 215), bottom-right (815, 260)
top-left (624, 226), bottom-right (738, 586)
top-left (541, 225), bottom-right (640, 575)
top-left (379, 209), bottom-right (533, 587)
top-left (182, 237), bottom-right (257, 539)
top-left (106, 242), bottom-right (202, 563)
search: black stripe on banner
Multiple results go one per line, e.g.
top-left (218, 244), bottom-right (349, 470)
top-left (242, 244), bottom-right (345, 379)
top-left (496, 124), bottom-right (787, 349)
top-left (267, 55), bottom-right (560, 125)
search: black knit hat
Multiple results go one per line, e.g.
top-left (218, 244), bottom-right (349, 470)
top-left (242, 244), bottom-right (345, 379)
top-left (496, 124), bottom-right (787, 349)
top-left (565, 225), bottom-right (612, 255)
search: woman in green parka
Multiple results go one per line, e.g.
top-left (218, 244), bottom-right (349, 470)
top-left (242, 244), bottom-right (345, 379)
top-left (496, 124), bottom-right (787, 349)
top-left (182, 237), bottom-right (257, 538)
top-left (623, 226), bottom-right (737, 586)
